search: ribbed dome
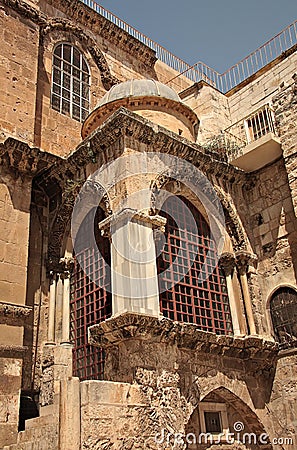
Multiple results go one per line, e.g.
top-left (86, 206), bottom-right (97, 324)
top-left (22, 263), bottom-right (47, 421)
top-left (97, 79), bottom-right (181, 107)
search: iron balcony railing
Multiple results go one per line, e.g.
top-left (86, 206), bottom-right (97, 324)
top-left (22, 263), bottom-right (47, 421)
top-left (79, 0), bottom-right (297, 93)
top-left (223, 104), bottom-right (278, 158)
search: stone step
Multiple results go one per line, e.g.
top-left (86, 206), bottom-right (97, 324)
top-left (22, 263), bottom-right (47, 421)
top-left (39, 402), bottom-right (58, 418)
top-left (25, 413), bottom-right (58, 430)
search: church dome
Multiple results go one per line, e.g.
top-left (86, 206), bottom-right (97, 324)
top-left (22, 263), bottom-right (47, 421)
top-left (97, 79), bottom-right (181, 107)
top-left (82, 78), bottom-right (199, 141)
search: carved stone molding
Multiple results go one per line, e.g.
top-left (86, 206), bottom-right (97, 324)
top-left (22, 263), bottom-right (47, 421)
top-left (0, 137), bottom-right (59, 177)
top-left (3, 0), bottom-right (156, 72)
top-left (89, 313), bottom-right (278, 373)
top-left (0, 302), bottom-right (32, 326)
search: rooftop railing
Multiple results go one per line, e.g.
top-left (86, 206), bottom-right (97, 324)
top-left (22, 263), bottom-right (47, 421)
top-left (79, 0), bottom-right (297, 93)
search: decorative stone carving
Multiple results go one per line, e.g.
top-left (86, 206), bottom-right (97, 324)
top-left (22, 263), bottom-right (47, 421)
top-left (0, 302), bottom-right (32, 326)
top-left (0, 302), bottom-right (32, 319)
top-left (99, 207), bottom-right (167, 238)
top-left (219, 252), bottom-right (236, 277)
top-left (236, 251), bottom-right (258, 276)
top-left (89, 313), bottom-right (278, 373)
top-left (0, 137), bottom-right (59, 177)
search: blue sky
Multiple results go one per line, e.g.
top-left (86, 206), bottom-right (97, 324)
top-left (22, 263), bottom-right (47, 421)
top-left (96, 0), bottom-right (296, 72)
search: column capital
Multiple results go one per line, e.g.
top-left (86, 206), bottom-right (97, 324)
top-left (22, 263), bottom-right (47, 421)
top-left (235, 251), bottom-right (258, 275)
top-left (99, 208), bottom-right (167, 238)
top-left (219, 252), bottom-right (236, 276)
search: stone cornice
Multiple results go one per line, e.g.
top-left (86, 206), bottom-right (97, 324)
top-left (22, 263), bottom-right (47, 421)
top-left (89, 313), bottom-right (279, 373)
top-left (82, 96), bottom-right (199, 139)
top-left (0, 345), bottom-right (29, 358)
top-left (54, 0), bottom-right (157, 66)
top-left (76, 107), bottom-right (246, 185)
top-left (0, 302), bottom-right (32, 326)
top-left (0, 137), bottom-right (61, 177)
top-left (2, 0), bottom-right (156, 67)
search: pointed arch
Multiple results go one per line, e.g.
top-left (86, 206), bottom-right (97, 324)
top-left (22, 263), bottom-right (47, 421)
top-left (186, 387), bottom-right (273, 450)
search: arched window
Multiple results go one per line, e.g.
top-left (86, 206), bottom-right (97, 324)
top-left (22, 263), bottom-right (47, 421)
top-left (157, 196), bottom-right (232, 335)
top-left (70, 207), bottom-right (111, 380)
top-left (51, 43), bottom-right (90, 122)
top-left (270, 287), bottom-right (297, 349)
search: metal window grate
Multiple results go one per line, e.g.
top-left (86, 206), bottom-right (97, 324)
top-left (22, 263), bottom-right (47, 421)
top-left (70, 207), bottom-right (111, 380)
top-left (51, 43), bottom-right (90, 122)
top-left (157, 196), bottom-right (232, 335)
top-left (270, 287), bottom-right (297, 350)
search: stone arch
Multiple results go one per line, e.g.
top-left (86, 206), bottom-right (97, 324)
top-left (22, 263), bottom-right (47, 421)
top-left (41, 18), bottom-right (120, 90)
top-left (150, 172), bottom-right (250, 253)
top-left (186, 386), bottom-right (272, 450)
top-left (266, 285), bottom-right (297, 348)
top-left (47, 178), bottom-right (112, 271)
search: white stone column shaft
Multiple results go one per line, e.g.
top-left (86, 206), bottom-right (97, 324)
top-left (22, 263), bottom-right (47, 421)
top-left (61, 273), bottom-right (71, 344)
top-left (48, 273), bottom-right (56, 343)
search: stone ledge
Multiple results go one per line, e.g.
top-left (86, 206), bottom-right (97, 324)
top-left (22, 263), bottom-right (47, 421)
top-left (89, 313), bottom-right (279, 367)
top-left (0, 345), bottom-right (29, 357)
top-left (0, 302), bottom-right (32, 325)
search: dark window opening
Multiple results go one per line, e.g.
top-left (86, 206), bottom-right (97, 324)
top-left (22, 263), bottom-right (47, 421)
top-left (157, 196), bottom-right (232, 335)
top-left (270, 287), bottom-right (297, 349)
top-left (204, 411), bottom-right (222, 434)
top-left (18, 391), bottom-right (39, 431)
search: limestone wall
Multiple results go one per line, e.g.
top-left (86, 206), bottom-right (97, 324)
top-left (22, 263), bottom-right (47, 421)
top-left (228, 52), bottom-right (297, 123)
top-left (0, 3), bottom-right (39, 147)
top-left (0, 172), bottom-right (31, 308)
top-left (0, 357), bottom-right (22, 447)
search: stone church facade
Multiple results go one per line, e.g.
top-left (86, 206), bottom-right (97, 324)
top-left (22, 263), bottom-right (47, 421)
top-left (0, 0), bottom-right (297, 448)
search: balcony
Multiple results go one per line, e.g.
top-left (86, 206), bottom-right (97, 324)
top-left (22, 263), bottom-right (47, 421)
top-left (224, 104), bottom-right (282, 172)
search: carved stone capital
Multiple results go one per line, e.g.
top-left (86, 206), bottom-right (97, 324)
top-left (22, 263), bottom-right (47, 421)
top-left (47, 256), bottom-right (74, 276)
top-left (59, 256), bottom-right (74, 273)
top-left (99, 208), bottom-right (167, 238)
top-left (219, 252), bottom-right (236, 276)
top-left (236, 251), bottom-right (258, 275)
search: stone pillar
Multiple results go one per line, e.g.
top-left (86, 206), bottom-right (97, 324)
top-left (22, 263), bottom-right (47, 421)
top-left (236, 251), bottom-right (257, 335)
top-left (99, 209), bottom-right (166, 318)
top-left (47, 272), bottom-right (57, 344)
top-left (61, 273), bottom-right (70, 345)
top-left (219, 252), bottom-right (242, 336)
top-left (60, 257), bottom-right (74, 346)
top-left (59, 378), bottom-right (81, 450)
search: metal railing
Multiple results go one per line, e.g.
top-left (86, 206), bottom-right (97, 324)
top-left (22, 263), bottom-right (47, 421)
top-left (224, 104), bottom-right (277, 158)
top-left (79, 0), bottom-right (297, 93)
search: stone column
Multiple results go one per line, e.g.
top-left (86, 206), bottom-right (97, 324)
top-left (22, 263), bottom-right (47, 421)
top-left (47, 272), bottom-right (56, 344)
top-left (60, 257), bottom-right (74, 346)
top-left (219, 252), bottom-right (242, 336)
top-left (99, 209), bottom-right (166, 318)
top-left (236, 251), bottom-right (257, 335)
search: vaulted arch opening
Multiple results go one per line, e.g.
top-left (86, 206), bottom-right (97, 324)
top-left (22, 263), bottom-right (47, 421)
top-left (157, 195), bottom-right (233, 335)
